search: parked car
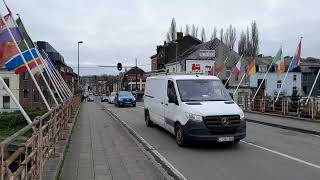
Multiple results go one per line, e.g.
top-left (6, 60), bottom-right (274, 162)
top-left (101, 94), bottom-right (108, 102)
top-left (114, 91), bottom-right (136, 107)
top-left (87, 95), bottom-right (94, 102)
top-left (108, 92), bottom-right (117, 104)
top-left (143, 74), bottom-right (246, 146)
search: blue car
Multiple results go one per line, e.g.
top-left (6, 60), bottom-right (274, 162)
top-left (114, 91), bottom-right (136, 107)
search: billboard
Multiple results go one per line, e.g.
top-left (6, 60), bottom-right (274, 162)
top-left (185, 60), bottom-right (215, 74)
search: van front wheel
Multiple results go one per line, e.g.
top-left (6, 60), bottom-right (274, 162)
top-left (175, 124), bottom-right (186, 147)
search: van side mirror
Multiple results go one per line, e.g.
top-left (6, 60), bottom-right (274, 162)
top-left (168, 96), bottom-right (179, 105)
top-left (229, 93), bottom-right (234, 100)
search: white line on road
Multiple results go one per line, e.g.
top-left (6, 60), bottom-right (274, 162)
top-left (241, 140), bottom-right (320, 169)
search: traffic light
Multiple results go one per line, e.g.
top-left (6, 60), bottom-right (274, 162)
top-left (117, 63), bottom-right (122, 71)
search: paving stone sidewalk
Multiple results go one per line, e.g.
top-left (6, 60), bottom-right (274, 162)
top-left (60, 102), bottom-right (165, 180)
top-left (245, 112), bottom-right (320, 134)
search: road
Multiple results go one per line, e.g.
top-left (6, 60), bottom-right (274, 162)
top-left (100, 101), bottom-right (320, 180)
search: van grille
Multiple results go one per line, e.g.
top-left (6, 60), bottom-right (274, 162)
top-left (202, 115), bottom-right (240, 131)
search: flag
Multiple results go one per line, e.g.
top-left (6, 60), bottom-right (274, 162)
top-left (246, 58), bottom-right (256, 75)
top-left (232, 59), bottom-right (241, 77)
top-left (5, 48), bottom-right (40, 74)
top-left (0, 14), bottom-right (23, 43)
top-left (273, 47), bottom-right (285, 75)
top-left (0, 42), bottom-right (18, 66)
top-left (290, 39), bottom-right (302, 71)
top-left (215, 57), bottom-right (228, 74)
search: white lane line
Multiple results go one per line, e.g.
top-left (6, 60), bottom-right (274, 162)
top-left (241, 140), bottom-right (320, 169)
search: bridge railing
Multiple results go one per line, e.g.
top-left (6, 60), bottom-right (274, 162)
top-left (235, 96), bottom-right (320, 120)
top-left (0, 96), bottom-right (81, 180)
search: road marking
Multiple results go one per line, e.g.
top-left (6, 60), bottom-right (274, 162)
top-left (241, 140), bottom-right (320, 169)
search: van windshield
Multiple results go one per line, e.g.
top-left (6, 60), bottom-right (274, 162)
top-left (176, 79), bottom-right (232, 102)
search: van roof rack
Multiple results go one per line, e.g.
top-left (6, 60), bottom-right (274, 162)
top-left (146, 69), bottom-right (208, 77)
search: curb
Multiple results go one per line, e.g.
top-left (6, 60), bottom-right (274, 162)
top-left (100, 103), bottom-right (187, 180)
top-left (246, 118), bottom-right (320, 136)
top-left (53, 103), bottom-right (82, 180)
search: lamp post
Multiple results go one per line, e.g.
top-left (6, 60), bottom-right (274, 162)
top-left (77, 41), bottom-right (83, 90)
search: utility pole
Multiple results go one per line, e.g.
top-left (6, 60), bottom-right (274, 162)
top-left (135, 58), bottom-right (138, 99)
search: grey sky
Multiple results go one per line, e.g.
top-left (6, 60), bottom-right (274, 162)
top-left (5, 0), bottom-right (320, 75)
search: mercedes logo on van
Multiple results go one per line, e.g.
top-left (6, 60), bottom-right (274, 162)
top-left (221, 117), bottom-right (229, 126)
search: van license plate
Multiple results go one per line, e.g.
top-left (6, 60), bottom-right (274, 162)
top-left (218, 137), bottom-right (234, 142)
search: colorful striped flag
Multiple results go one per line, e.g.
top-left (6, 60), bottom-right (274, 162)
top-left (215, 57), bottom-right (228, 74)
top-left (290, 39), bottom-right (302, 71)
top-left (273, 47), bottom-right (285, 75)
top-left (232, 59), bottom-right (241, 77)
top-left (246, 58), bottom-right (256, 75)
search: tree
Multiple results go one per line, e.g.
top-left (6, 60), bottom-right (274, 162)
top-left (201, 27), bottom-right (206, 42)
top-left (227, 24), bottom-right (236, 50)
top-left (210, 26), bottom-right (217, 40)
top-left (166, 32), bottom-right (171, 42)
top-left (180, 26), bottom-right (182, 33)
top-left (245, 27), bottom-right (252, 56)
top-left (238, 31), bottom-right (246, 55)
top-left (185, 25), bottom-right (190, 35)
top-left (167, 18), bottom-right (177, 41)
top-left (251, 20), bottom-right (259, 56)
top-left (220, 28), bottom-right (224, 42)
top-left (191, 24), bottom-right (195, 37)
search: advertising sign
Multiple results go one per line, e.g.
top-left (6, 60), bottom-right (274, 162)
top-left (186, 60), bottom-right (215, 74)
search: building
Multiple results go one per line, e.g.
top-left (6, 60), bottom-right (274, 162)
top-left (300, 57), bottom-right (320, 97)
top-left (0, 69), bottom-right (19, 112)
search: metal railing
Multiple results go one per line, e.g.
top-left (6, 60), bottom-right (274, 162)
top-left (235, 96), bottom-right (320, 120)
top-left (0, 96), bottom-right (81, 180)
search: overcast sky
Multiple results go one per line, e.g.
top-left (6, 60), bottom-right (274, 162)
top-left (4, 0), bottom-right (320, 75)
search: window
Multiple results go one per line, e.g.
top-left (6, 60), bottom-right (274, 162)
top-left (258, 79), bottom-right (265, 88)
top-left (3, 96), bottom-right (10, 109)
top-left (23, 90), bottom-right (29, 98)
top-left (33, 91), bottom-right (39, 102)
top-left (172, 67), bottom-right (175, 72)
top-left (277, 80), bottom-right (282, 89)
top-left (292, 87), bottom-right (298, 95)
top-left (23, 71), bottom-right (29, 80)
top-left (3, 78), bottom-right (9, 88)
top-left (259, 65), bottom-right (267, 73)
top-left (167, 80), bottom-right (177, 100)
top-left (293, 75), bottom-right (297, 81)
top-left (303, 86), bottom-right (308, 94)
top-left (303, 75), bottom-right (308, 82)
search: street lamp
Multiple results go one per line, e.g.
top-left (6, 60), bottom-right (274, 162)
top-left (77, 41), bottom-right (83, 89)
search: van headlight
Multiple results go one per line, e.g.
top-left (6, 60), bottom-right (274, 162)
top-left (185, 112), bottom-right (203, 122)
top-left (240, 111), bottom-right (245, 121)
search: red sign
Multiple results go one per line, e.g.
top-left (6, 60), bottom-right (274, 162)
top-left (192, 64), bottom-right (200, 71)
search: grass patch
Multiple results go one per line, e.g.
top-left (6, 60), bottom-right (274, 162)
top-left (0, 110), bottom-right (46, 142)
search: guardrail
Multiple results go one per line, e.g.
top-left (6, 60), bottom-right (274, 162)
top-left (0, 96), bottom-right (81, 180)
top-left (235, 96), bottom-right (320, 120)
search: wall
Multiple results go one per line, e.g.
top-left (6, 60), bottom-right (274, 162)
top-left (0, 70), bottom-right (19, 112)
top-left (249, 72), bottom-right (302, 97)
top-left (165, 63), bottom-right (182, 73)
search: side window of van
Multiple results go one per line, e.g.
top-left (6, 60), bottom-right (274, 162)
top-left (167, 80), bottom-right (177, 100)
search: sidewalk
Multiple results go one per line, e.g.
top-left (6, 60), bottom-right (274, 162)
top-left (245, 112), bottom-right (320, 135)
top-left (60, 102), bottom-right (165, 180)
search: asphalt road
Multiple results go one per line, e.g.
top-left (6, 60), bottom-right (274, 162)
top-left (101, 101), bottom-right (320, 180)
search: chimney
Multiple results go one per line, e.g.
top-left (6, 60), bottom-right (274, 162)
top-left (177, 32), bottom-right (183, 40)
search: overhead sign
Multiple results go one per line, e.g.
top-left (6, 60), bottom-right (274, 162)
top-left (186, 60), bottom-right (215, 74)
top-left (199, 50), bottom-right (216, 58)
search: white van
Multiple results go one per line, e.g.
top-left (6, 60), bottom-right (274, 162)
top-left (143, 74), bottom-right (246, 146)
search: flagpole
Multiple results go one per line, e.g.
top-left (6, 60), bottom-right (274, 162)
top-left (13, 15), bottom-right (59, 106)
top-left (36, 49), bottom-right (64, 103)
top-left (233, 73), bottom-right (246, 95)
top-left (43, 53), bottom-right (72, 97)
top-left (252, 56), bottom-right (277, 102)
top-left (40, 55), bottom-right (69, 100)
top-left (225, 55), bottom-right (242, 87)
top-left (0, 76), bottom-right (32, 124)
top-left (305, 68), bottom-right (320, 105)
top-left (0, 12), bottom-right (51, 110)
top-left (42, 54), bottom-right (71, 98)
